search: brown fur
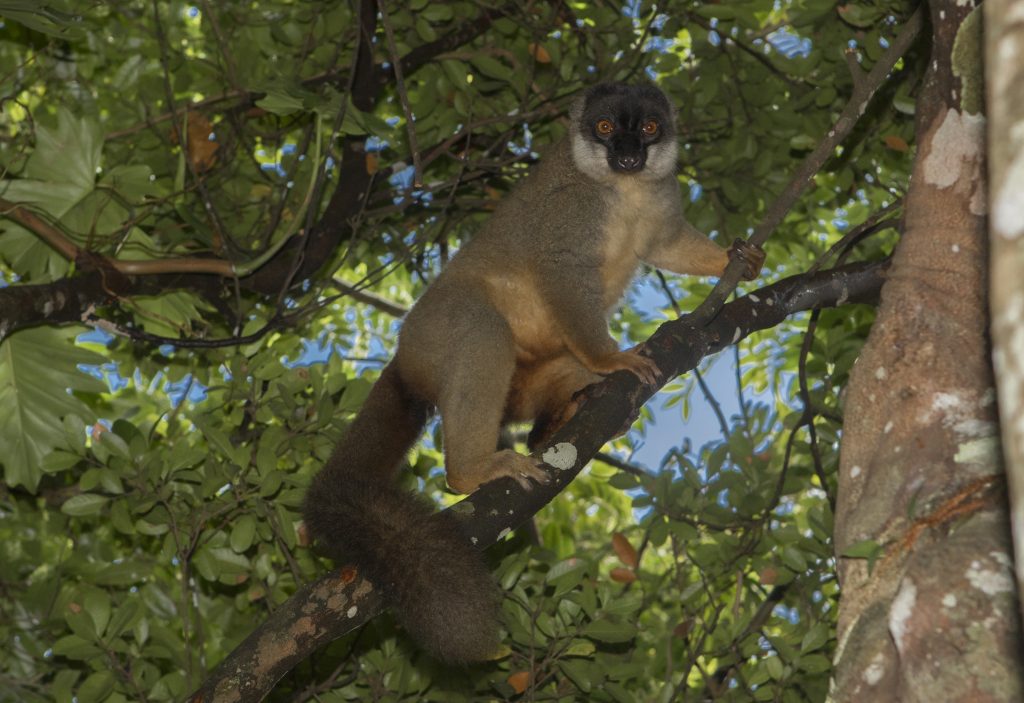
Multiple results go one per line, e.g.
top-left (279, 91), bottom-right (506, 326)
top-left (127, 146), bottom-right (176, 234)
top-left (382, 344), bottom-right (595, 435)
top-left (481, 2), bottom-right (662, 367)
top-left (303, 84), bottom-right (762, 664)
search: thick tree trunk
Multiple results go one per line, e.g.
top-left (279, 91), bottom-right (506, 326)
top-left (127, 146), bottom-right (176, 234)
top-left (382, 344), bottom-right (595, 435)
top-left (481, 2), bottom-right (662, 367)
top-left (832, 2), bottom-right (1024, 701)
top-left (986, 0), bottom-right (1024, 629)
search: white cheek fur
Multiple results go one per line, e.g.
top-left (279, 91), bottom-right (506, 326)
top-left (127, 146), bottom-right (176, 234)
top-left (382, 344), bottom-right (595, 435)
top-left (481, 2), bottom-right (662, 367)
top-left (571, 130), bottom-right (679, 183)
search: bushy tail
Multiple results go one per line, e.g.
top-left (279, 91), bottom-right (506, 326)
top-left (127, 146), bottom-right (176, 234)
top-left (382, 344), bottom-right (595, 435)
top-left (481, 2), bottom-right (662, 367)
top-left (303, 363), bottom-right (501, 664)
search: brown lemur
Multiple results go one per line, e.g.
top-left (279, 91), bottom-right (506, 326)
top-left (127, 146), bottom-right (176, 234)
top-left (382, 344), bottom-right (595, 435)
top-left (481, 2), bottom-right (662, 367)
top-left (303, 82), bottom-right (764, 664)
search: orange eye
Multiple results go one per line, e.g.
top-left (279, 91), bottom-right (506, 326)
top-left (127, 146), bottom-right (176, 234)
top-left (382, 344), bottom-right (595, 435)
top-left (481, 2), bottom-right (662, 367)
top-left (595, 119), bottom-right (615, 136)
top-left (642, 120), bottom-right (659, 136)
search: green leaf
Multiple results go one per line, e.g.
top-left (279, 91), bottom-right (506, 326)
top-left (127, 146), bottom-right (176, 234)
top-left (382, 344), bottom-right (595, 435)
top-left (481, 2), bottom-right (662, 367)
top-left (583, 618), bottom-right (638, 644)
top-left (94, 561), bottom-right (151, 587)
top-left (781, 546), bottom-right (808, 572)
top-left (602, 590), bottom-right (643, 617)
top-left (77, 670), bottom-right (116, 703)
top-left (106, 598), bottom-right (142, 640)
top-left (51, 634), bottom-right (101, 660)
top-left (564, 639), bottom-right (596, 657)
top-left (128, 290), bottom-right (207, 337)
top-left (558, 659), bottom-right (596, 692)
top-left (27, 108), bottom-right (101, 190)
top-left (61, 494), bottom-right (110, 517)
top-left (83, 587), bottom-right (111, 636)
top-left (470, 55), bottom-right (514, 81)
top-left (230, 515), bottom-right (257, 552)
top-left (0, 327), bottom-right (104, 490)
top-left (800, 622), bottom-right (829, 653)
top-left (255, 85), bottom-right (320, 116)
top-left (789, 134), bottom-right (817, 151)
top-left (134, 518), bottom-right (170, 536)
top-left (0, 2), bottom-right (85, 38)
top-left (800, 653), bottom-right (832, 673)
top-left (608, 471), bottom-right (639, 490)
top-left (42, 450), bottom-right (83, 473)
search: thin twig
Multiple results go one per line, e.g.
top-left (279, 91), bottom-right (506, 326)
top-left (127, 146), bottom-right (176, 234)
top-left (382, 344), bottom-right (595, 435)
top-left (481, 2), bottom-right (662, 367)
top-left (595, 451), bottom-right (652, 478)
top-left (653, 270), bottom-right (731, 442)
top-left (378, 0), bottom-right (423, 187)
top-left (796, 309), bottom-right (835, 509)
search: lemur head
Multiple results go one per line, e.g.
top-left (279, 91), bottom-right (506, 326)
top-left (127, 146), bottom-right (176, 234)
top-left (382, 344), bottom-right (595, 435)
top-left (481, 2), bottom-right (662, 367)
top-left (570, 82), bottom-right (678, 183)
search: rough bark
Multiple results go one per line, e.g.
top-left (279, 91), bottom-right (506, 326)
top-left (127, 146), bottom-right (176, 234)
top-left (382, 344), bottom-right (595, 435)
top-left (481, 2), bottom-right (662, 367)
top-left (188, 260), bottom-right (886, 703)
top-left (832, 2), bottom-right (1024, 701)
top-left (986, 0), bottom-right (1024, 629)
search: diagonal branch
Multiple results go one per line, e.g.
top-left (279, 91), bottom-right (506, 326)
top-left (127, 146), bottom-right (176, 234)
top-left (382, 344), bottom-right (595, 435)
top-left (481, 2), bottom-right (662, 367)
top-left (187, 258), bottom-right (888, 703)
top-left (691, 5), bottom-right (923, 324)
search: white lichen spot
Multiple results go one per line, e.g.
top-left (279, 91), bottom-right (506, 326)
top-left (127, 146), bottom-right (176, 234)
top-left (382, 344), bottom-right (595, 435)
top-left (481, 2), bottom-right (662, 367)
top-left (884, 421), bottom-right (894, 434)
top-left (765, 297), bottom-right (774, 306)
top-left (942, 593), bottom-right (957, 608)
top-left (990, 551), bottom-right (1013, 569)
top-left (542, 442), bottom-right (577, 470)
top-left (951, 244), bottom-right (960, 253)
top-left (347, 606), bottom-right (358, 618)
top-left (889, 579), bottom-right (917, 653)
top-left (837, 287), bottom-right (849, 306)
top-left (925, 391), bottom-right (996, 439)
top-left (497, 527), bottom-right (512, 540)
top-left (850, 465), bottom-right (862, 478)
top-left (875, 367), bottom-right (888, 380)
top-left (965, 560), bottom-right (1014, 595)
top-left (922, 109), bottom-right (985, 191)
top-left (748, 293), bottom-right (760, 303)
top-left (862, 652), bottom-right (887, 686)
top-left (470, 536), bottom-right (478, 545)
top-left (933, 391), bottom-right (966, 415)
top-left (954, 436), bottom-right (998, 464)
top-left (732, 327), bottom-right (742, 344)
top-left (993, 150), bottom-right (1024, 239)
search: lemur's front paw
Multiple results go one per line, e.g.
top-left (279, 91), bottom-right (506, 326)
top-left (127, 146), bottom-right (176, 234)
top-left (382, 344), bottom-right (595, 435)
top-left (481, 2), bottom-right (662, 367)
top-left (592, 349), bottom-right (661, 386)
top-left (728, 238), bottom-right (766, 281)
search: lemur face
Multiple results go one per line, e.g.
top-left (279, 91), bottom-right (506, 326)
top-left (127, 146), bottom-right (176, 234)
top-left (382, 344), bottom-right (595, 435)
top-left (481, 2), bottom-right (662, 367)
top-left (571, 82), bottom-right (678, 183)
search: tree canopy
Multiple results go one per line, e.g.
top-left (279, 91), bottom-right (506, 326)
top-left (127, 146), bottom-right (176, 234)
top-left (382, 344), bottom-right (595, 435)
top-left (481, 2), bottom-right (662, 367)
top-left (2, 1), bottom-right (1018, 702)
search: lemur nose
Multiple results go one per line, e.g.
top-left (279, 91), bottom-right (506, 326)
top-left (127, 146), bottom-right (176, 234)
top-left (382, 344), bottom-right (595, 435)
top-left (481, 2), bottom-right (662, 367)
top-left (617, 155), bottom-right (641, 171)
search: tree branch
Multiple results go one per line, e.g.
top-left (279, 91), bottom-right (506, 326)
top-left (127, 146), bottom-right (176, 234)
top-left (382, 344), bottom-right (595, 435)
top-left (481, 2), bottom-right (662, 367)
top-left (187, 258), bottom-right (887, 703)
top-left (0, 1), bottom-right (516, 342)
top-left (690, 5), bottom-right (923, 324)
